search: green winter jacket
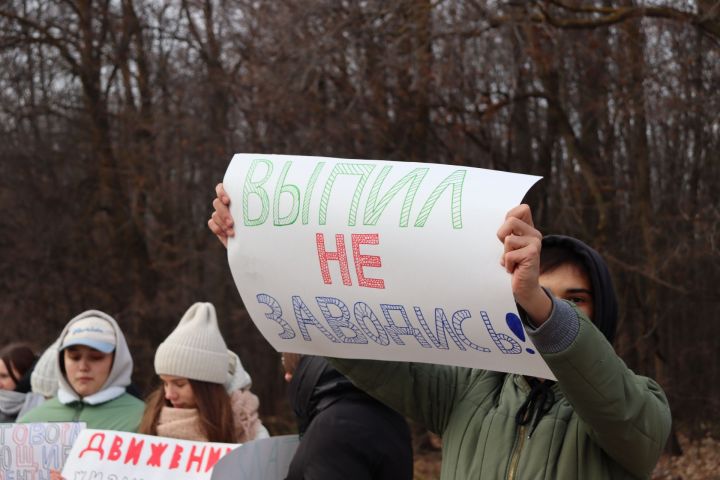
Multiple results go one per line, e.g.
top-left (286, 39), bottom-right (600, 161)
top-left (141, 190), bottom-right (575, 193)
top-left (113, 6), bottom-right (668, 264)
top-left (331, 299), bottom-right (671, 480)
top-left (17, 393), bottom-right (144, 432)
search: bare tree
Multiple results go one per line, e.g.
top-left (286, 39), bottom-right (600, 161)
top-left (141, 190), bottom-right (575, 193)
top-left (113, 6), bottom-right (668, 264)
top-left (1, 1), bottom-right (718, 435)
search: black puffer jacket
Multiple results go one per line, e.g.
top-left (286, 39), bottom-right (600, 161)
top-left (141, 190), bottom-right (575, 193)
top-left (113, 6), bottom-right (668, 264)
top-left (285, 356), bottom-right (413, 480)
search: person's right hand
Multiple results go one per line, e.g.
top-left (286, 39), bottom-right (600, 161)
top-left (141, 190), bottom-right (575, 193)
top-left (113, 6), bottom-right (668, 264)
top-left (496, 204), bottom-right (552, 326)
top-left (208, 183), bottom-right (235, 248)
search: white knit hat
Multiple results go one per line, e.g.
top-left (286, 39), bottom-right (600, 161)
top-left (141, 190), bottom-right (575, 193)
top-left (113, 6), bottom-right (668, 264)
top-left (31, 339), bottom-right (60, 398)
top-left (224, 350), bottom-right (252, 393)
top-left (154, 302), bottom-right (229, 384)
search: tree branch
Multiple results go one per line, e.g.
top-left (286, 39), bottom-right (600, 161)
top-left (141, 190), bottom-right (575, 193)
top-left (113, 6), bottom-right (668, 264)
top-left (604, 254), bottom-right (689, 295)
top-left (536, 0), bottom-right (719, 41)
top-left (0, 9), bottom-right (80, 73)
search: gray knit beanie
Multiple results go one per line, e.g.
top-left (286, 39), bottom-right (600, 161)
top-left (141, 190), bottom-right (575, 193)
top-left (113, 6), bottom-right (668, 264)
top-left (154, 302), bottom-right (229, 384)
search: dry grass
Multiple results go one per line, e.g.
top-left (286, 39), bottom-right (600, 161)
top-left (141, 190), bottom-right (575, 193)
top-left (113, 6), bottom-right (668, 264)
top-left (653, 434), bottom-right (720, 480)
top-left (411, 433), bottom-right (720, 480)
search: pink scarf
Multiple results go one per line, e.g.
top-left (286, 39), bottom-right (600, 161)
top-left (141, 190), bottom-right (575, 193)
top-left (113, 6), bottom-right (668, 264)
top-left (155, 390), bottom-right (262, 443)
top-left (230, 389), bottom-right (262, 443)
top-left (156, 406), bottom-right (207, 442)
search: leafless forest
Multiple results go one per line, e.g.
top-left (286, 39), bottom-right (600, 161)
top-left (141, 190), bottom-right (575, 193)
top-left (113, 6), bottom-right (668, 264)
top-left (1, 0), bottom-right (718, 448)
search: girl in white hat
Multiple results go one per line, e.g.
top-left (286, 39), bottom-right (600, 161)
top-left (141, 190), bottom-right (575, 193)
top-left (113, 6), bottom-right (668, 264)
top-left (138, 302), bottom-right (268, 443)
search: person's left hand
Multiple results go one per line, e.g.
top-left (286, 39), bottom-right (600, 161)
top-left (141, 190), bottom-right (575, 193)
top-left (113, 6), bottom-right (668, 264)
top-left (496, 204), bottom-right (552, 325)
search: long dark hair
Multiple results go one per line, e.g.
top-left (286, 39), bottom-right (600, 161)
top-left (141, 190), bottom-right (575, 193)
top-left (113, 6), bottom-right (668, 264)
top-left (0, 343), bottom-right (37, 391)
top-left (139, 379), bottom-right (235, 443)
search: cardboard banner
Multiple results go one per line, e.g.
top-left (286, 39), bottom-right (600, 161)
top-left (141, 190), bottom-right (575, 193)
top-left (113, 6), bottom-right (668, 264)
top-left (0, 422), bottom-right (85, 479)
top-left (62, 429), bottom-right (239, 480)
top-left (225, 154), bottom-right (554, 379)
top-left (211, 435), bottom-right (299, 480)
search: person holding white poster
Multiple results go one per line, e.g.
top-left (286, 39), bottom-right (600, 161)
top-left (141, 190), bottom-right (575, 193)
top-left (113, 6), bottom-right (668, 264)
top-left (139, 302), bottom-right (269, 443)
top-left (209, 183), bottom-right (671, 480)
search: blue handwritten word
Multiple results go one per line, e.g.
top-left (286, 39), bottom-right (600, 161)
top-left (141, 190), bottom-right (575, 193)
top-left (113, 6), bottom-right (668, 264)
top-left (256, 293), bottom-right (527, 354)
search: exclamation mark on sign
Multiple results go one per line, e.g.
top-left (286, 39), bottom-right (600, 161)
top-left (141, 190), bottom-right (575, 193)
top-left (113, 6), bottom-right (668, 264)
top-left (505, 313), bottom-right (535, 354)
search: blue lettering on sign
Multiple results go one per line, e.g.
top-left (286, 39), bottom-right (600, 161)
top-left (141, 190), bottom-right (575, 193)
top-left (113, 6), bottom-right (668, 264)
top-left (452, 310), bottom-right (491, 352)
top-left (316, 297), bottom-right (368, 344)
top-left (292, 295), bottom-right (340, 343)
top-left (255, 293), bottom-right (532, 358)
top-left (414, 306), bottom-right (466, 351)
top-left (380, 304), bottom-right (432, 348)
top-left (256, 294), bottom-right (296, 339)
top-left (482, 311), bottom-right (521, 354)
top-left (353, 302), bottom-right (390, 345)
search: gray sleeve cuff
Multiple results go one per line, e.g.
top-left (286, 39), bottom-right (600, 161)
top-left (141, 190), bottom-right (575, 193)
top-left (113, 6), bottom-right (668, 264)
top-left (524, 290), bottom-right (580, 354)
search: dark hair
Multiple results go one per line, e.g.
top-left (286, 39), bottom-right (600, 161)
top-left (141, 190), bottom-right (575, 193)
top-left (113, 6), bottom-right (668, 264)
top-left (139, 379), bottom-right (235, 443)
top-left (539, 245), bottom-right (588, 277)
top-left (0, 343), bottom-right (37, 390)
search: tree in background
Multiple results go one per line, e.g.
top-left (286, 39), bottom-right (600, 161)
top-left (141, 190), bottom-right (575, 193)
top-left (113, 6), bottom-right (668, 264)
top-left (1, 1), bottom-right (718, 441)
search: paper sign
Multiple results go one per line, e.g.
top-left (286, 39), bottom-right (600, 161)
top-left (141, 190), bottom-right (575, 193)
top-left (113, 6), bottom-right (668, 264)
top-left (225, 154), bottom-right (553, 379)
top-left (211, 435), bottom-right (299, 480)
top-left (62, 429), bottom-right (239, 480)
top-left (0, 422), bottom-right (85, 479)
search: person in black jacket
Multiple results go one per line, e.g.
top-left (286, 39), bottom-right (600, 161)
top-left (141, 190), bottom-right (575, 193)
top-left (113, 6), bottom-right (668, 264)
top-left (283, 354), bottom-right (413, 480)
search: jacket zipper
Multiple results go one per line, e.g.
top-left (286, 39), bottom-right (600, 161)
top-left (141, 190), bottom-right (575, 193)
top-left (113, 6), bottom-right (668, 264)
top-left (506, 425), bottom-right (527, 480)
top-left (73, 402), bottom-right (83, 421)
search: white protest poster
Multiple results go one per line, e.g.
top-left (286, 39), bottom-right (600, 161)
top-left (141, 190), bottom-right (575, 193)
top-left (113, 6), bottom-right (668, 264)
top-left (62, 429), bottom-right (239, 480)
top-left (0, 422), bottom-right (85, 479)
top-left (225, 154), bottom-right (554, 379)
top-left (211, 435), bottom-right (299, 480)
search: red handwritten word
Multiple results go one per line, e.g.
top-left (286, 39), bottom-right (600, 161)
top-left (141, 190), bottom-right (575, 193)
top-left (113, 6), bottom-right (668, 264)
top-left (169, 444), bottom-right (183, 469)
top-left (316, 233), bottom-right (385, 289)
top-left (125, 437), bottom-right (144, 466)
top-left (107, 436), bottom-right (123, 461)
top-left (77, 432), bottom-right (234, 473)
top-left (147, 442), bottom-right (168, 467)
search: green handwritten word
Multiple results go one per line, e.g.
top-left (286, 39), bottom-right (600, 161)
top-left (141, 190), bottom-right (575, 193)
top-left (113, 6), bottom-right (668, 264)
top-left (241, 159), bottom-right (466, 228)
